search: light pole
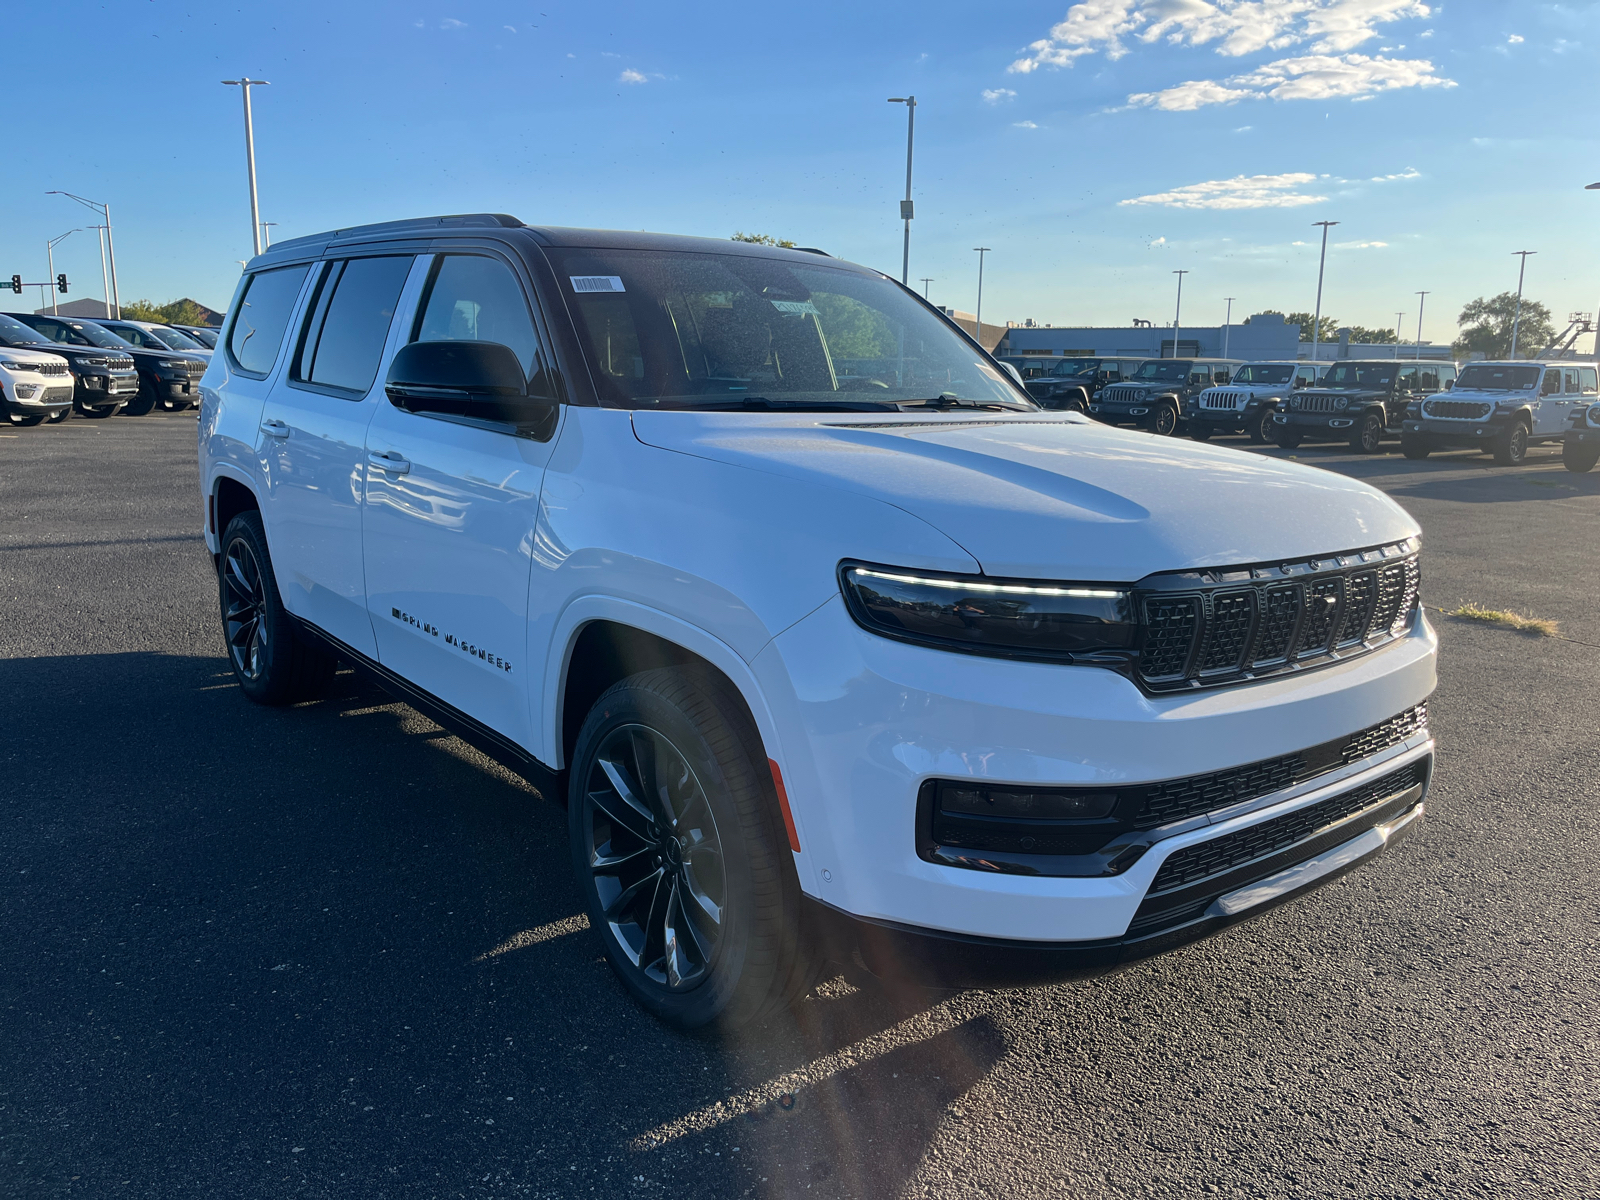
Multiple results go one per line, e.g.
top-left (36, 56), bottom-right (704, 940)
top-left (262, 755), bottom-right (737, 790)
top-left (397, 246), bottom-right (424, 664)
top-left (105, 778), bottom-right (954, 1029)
top-left (45, 229), bottom-right (82, 317)
top-left (1309, 220), bottom-right (1339, 363)
top-left (47, 192), bottom-right (119, 318)
top-left (1170, 270), bottom-right (1189, 358)
top-left (261, 221), bottom-right (279, 249)
top-left (1396, 311), bottom-right (1405, 356)
top-left (1509, 250), bottom-right (1536, 359)
top-left (1415, 291), bottom-right (1429, 361)
top-left (973, 247), bottom-right (991, 347)
top-left (1222, 295), bottom-right (1235, 358)
top-left (887, 96), bottom-right (916, 286)
top-left (223, 78), bottom-right (271, 257)
top-left (920, 277), bottom-right (933, 299)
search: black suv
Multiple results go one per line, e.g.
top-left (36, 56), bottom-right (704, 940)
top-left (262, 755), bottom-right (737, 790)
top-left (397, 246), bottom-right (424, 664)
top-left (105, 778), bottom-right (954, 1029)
top-left (0, 312), bottom-right (139, 418)
top-left (1272, 360), bottom-right (1457, 453)
top-left (1000, 356), bottom-right (1139, 412)
top-left (8, 314), bottom-right (206, 415)
top-left (1090, 358), bottom-right (1244, 436)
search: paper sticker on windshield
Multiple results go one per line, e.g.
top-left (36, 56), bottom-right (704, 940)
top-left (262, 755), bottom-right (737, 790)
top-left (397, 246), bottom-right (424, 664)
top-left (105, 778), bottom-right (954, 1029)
top-left (570, 275), bottom-right (625, 293)
top-left (770, 300), bottom-right (820, 316)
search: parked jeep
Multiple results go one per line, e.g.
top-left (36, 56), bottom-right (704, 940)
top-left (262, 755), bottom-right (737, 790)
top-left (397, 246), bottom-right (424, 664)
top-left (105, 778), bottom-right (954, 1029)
top-left (1400, 361), bottom-right (1598, 466)
top-left (0, 312), bottom-right (139, 418)
top-left (1273, 359), bottom-right (1457, 453)
top-left (1187, 361), bottom-right (1325, 443)
top-left (1561, 382), bottom-right (1600, 473)
top-left (1000, 356), bottom-right (1140, 412)
top-left (1090, 358), bottom-right (1244, 436)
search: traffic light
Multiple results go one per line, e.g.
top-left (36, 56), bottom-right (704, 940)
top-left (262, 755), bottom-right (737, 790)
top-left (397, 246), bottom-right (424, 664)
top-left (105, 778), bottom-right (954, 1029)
top-left (8, 275), bottom-right (19, 295)
top-left (56, 274), bottom-right (68, 294)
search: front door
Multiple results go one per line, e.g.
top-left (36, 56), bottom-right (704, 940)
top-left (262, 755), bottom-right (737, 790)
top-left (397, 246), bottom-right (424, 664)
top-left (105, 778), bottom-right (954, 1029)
top-left (362, 250), bottom-right (563, 747)
top-left (257, 253), bottom-right (416, 657)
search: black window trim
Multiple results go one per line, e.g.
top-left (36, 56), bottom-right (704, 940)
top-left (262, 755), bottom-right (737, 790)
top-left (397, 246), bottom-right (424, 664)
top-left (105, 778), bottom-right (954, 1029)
top-left (285, 253), bottom-right (417, 402)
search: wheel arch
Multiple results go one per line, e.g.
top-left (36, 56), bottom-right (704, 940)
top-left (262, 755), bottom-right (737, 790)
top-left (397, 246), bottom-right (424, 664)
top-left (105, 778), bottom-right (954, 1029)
top-left (210, 470), bottom-right (260, 554)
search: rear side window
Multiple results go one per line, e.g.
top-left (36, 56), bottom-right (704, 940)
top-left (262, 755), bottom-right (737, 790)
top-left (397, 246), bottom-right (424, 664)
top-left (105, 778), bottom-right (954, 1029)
top-left (295, 256), bottom-right (413, 394)
top-left (1582, 368), bottom-right (1598, 393)
top-left (230, 265), bottom-right (310, 376)
top-left (412, 254), bottom-right (556, 398)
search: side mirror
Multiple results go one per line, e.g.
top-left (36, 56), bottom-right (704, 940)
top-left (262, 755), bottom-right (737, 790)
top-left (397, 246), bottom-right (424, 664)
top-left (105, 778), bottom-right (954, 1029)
top-left (999, 361), bottom-right (1025, 386)
top-left (385, 340), bottom-right (554, 426)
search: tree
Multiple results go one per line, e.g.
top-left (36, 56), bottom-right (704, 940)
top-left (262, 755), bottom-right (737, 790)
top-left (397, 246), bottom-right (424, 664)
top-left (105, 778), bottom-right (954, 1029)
top-left (731, 232), bottom-right (796, 248)
top-left (1455, 291), bottom-right (1554, 358)
top-left (117, 298), bottom-right (216, 327)
top-left (1344, 325), bottom-right (1398, 344)
top-left (1285, 312), bottom-right (1340, 343)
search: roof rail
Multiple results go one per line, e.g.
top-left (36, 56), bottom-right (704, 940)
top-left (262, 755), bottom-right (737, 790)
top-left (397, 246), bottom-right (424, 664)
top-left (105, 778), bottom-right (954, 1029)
top-left (262, 213), bottom-right (524, 256)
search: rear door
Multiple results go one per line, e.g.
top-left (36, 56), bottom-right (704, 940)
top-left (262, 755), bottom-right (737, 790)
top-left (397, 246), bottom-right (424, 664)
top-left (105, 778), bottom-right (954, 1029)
top-left (1535, 367), bottom-right (1565, 435)
top-left (257, 253), bottom-right (415, 657)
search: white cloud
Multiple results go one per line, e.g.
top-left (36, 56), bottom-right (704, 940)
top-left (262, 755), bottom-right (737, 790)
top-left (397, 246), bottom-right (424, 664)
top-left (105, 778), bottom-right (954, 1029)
top-left (619, 68), bottom-right (648, 84)
top-left (1014, 119), bottom-right (1040, 127)
top-left (440, 17), bottom-right (465, 29)
top-left (601, 51), bottom-right (620, 58)
top-left (1369, 166), bottom-right (1420, 181)
top-left (1009, 0), bottom-right (1432, 73)
top-left (504, 24), bottom-right (516, 32)
top-left (1234, 124), bottom-right (1253, 131)
top-left (982, 87), bottom-right (1018, 103)
top-left (1149, 236), bottom-right (1167, 247)
top-left (1335, 240), bottom-right (1388, 248)
top-left (1120, 171), bottom-right (1328, 209)
top-left (1507, 33), bottom-right (1524, 44)
top-left (1127, 53), bottom-right (1453, 109)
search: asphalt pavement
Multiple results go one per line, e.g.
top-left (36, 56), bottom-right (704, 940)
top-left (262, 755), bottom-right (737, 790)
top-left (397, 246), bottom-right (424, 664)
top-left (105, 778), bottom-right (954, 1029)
top-left (2, 414), bottom-right (1598, 1199)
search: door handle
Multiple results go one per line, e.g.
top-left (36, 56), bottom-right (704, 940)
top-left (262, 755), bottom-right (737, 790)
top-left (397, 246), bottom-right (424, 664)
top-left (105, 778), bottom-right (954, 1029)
top-left (259, 419), bottom-right (289, 438)
top-left (368, 450), bottom-right (411, 475)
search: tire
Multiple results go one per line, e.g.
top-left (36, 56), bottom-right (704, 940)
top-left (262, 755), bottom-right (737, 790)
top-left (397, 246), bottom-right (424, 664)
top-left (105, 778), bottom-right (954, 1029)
top-left (79, 404), bottom-right (116, 419)
top-left (1251, 408), bottom-right (1282, 444)
top-left (1400, 434), bottom-right (1433, 460)
top-left (12, 414), bottom-right (45, 427)
top-left (1188, 422), bottom-right (1213, 442)
top-left (217, 511), bottom-right (336, 705)
top-left (1492, 421), bottom-right (1529, 466)
top-left (1350, 410), bottom-right (1385, 454)
top-left (1274, 428), bottom-right (1303, 450)
top-left (1562, 440), bottom-right (1600, 474)
top-left (47, 408), bottom-right (70, 424)
top-left (121, 390), bottom-right (156, 416)
top-left (569, 667), bottom-right (819, 1030)
top-left (1150, 404), bottom-right (1179, 437)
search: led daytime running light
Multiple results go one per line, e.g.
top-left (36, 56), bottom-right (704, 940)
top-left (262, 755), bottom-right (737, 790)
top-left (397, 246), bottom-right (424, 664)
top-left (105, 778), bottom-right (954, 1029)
top-left (850, 568), bottom-right (1124, 600)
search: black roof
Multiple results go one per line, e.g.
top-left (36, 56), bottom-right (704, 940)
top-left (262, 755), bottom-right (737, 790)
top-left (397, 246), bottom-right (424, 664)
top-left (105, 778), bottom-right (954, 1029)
top-left (250, 214), bottom-right (851, 273)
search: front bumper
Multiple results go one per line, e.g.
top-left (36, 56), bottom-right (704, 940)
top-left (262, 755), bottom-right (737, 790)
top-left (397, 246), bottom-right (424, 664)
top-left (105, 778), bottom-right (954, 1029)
top-left (1273, 411), bottom-right (1359, 434)
top-left (1187, 404), bottom-right (1263, 430)
top-left (149, 372), bottom-right (199, 400)
top-left (1567, 427), bottom-right (1600, 446)
top-left (77, 371), bottom-right (141, 404)
top-left (1402, 416), bottom-right (1515, 444)
top-left (2, 382), bottom-right (75, 416)
top-left (755, 595), bottom-right (1438, 948)
top-left (1089, 403), bottom-right (1152, 425)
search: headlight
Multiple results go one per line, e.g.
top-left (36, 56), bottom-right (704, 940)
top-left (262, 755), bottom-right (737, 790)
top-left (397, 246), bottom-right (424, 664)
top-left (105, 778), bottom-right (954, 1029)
top-left (1589, 403), bottom-right (1600, 425)
top-left (1136, 389), bottom-right (1150, 400)
top-left (1289, 395), bottom-right (1301, 409)
top-left (839, 563), bottom-right (1135, 661)
top-left (0, 359), bottom-right (39, 372)
top-left (160, 359), bottom-right (192, 369)
top-left (1334, 397), bottom-right (1348, 410)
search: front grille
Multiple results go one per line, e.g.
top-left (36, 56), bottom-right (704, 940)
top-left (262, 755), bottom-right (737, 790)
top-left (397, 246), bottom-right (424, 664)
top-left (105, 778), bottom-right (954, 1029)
top-left (1291, 393), bottom-right (1354, 414)
top-left (1099, 386), bottom-right (1145, 405)
top-left (1132, 703), bottom-right (1427, 830)
top-left (109, 356), bottom-right (134, 371)
top-left (108, 375), bottom-right (139, 394)
top-left (35, 361), bottom-right (69, 377)
top-left (1148, 759), bottom-right (1427, 894)
top-left (182, 359), bottom-right (206, 376)
top-left (43, 385), bottom-right (74, 402)
top-left (1203, 390), bottom-right (1246, 409)
top-left (1133, 541), bottom-right (1419, 692)
top-left (1423, 399), bottom-right (1492, 420)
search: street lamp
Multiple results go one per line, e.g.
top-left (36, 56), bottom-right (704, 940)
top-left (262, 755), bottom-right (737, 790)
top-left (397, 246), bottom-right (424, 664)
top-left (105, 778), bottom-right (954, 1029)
top-left (973, 247), bottom-right (991, 346)
top-left (1396, 311), bottom-right (1405, 355)
top-left (223, 78), bottom-right (271, 257)
top-left (45, 229), bottom-right (82, 317)
top-left (261, 221), bottom-right (279, 249)
top-left (46, 192), bottom-right (119, 318)
top-left (1171, 270), bottom-right (1189, 358)
top-left (1509, 250), bottom-right (1536, 359)
top-left (1585, 184), bottom-right (1600, 354)
top-left (920, 277), bottom-right (934, 299)
top-left (1222, 296), bottom-right (1235, 358)
top-left (887, 96), bottom-right (916, 286)
top-left (1309, 220), bottom-right (1339, 363)
top-left (1415, 291), bottom-right (1430, 361)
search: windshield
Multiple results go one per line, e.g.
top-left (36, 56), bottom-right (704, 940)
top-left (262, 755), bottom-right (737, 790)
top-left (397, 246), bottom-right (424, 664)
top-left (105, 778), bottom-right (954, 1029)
top-left (1320, 363), bottom-right (1396, 389)
top-left (1230, 364), bottom-right (1293, 385)
top-left (1050, 358), bottom-right (1101, 377)
top-left (1456, 364), bottom-right (1539, 391)
top-left (180, 326), bottom-right (218, 348)
top-left (0, 314), bottom-right (54, 347)
top-left (551, 249), bottom-right (1035, 410)
top-left (70, 322), bottom-right (132, 348)
top-left (1130, 360), bottom-right (1191, 381)
top-left (154, 326), bottom-right (206, 350)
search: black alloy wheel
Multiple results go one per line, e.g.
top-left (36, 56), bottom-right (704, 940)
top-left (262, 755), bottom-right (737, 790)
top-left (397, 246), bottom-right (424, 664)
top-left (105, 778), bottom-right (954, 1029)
top-left (12, 414), bottom-right (45, 427)
top-left (1249, 407), bottom-right (1275, 444)
top-left (1493, 421), bottom-right (1529, 466)
top-left (1562, 439), bottom-right (1600, 474)
top-left (221, 533), bottom-right (271, 684)
top-left (570, 668), bottom-right (818, 1029)
top-left (1151, 404), bottom-right (1179, 437)
top-left (122, 388), bottom-right (156, 416)
top-left (1351, 410), bottom-right (1385, 454)
top-left (217, 511), bottom-right (334, 705)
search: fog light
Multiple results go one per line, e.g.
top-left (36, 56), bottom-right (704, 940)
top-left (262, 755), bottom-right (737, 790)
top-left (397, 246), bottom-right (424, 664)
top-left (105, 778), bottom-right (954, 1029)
top-left (14, 384), bottom-right (39, 399)
top-left (939, 783), bottom-right (1117, 821)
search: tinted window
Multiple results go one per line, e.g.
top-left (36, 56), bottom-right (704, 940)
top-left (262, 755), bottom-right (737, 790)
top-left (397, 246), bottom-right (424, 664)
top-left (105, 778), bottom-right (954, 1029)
top-left (298, 256), bottom-right (412, 393)
top-left (1417, 365), bottom-right (1441, 390)
top-left (414, 254), bottom-right (553, 397)
top-left (1457, 364), bottom-right (1536, 390)
top-left (1540, 370), bottom-right (1562, 396)
top-left (1397, 365), bottom-right (1419, 391)
top-left (230, 265), bottom-right (310, 375)
top-left (0, 314), bottom-right (59, 346)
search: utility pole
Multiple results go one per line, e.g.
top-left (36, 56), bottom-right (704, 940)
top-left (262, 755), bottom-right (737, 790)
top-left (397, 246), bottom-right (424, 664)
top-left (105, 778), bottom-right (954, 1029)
top-left (1170, 270), bottom-right (1189, 358)
top-left (887, 96), bottom-right (916, 286)
top-left (973, 247), bottom-right (991, 348)
top-left (920, 277), bottom-right (933, 299)
top-left (47, 192), bottom-right (119, 318)
top-left (1396, 311), bottom-right (1405, 356)
top-left (223, 78), bottom-right (271, 257)
top-left (1509, 250), bottom-right (1536, 359)
top-left (45, 229), bottom-right (81, 317)
top-left (1415, 291), bottom-right (1429, 361)
top-left (1309, 220), bottom-right (1340, 364)
top-left (1222, 296), bottom-right (1235, 358)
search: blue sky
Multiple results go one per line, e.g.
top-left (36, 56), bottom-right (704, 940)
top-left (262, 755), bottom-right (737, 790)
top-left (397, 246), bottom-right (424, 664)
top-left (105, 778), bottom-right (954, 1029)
top-left (4, 1), bottom-right (1596, 345)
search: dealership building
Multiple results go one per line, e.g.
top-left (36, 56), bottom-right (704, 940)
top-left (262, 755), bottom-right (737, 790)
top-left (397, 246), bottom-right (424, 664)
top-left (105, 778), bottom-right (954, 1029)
top-left (994, 313), bottom-right (1456, 361)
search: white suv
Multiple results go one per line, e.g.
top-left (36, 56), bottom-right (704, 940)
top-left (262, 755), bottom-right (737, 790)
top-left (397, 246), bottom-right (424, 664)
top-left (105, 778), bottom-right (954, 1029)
top-left (199, 215), bottom-right (1438, 1028)
top-left (1, 345), bottom-right (75, 425)
top-left (1187, 361), bottom-right (1324, 443)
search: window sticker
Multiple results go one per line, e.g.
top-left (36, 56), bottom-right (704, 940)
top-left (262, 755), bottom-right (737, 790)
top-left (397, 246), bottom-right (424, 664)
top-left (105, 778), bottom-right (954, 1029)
top-left (570, 275), bottom-right (626, 293)
top-left (770, 300), bottom-right (820, 317)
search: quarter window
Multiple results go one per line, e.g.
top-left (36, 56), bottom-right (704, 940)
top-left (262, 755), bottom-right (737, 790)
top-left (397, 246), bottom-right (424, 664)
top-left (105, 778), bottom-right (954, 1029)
top-left (295, 256), bottom-right (413, 394)
top-left (230, 265), bottom-right (310, 376)
top-left (412, 254), bottom-right (555, 398)
top-left (1581, 368), bottom-right (1598, 393)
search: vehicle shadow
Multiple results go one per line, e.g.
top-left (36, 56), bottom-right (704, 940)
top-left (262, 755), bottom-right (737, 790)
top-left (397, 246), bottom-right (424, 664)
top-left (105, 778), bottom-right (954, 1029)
top-left (0, 651), bottom-right (1005, 1200)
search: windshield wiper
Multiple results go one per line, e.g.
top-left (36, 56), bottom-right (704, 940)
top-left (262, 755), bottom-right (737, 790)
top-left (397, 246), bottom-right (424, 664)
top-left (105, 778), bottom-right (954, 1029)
top-left (897, 392), bottom-right (1033, 412)
top-left (657, 396), bottom-right (901, 413)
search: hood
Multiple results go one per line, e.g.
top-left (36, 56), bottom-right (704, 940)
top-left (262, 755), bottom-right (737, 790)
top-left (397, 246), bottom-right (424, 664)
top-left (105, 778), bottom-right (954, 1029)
top-left (0, 346), bottom-right (69, 368)
top-left (631, 411), bottom-right (1419, 581)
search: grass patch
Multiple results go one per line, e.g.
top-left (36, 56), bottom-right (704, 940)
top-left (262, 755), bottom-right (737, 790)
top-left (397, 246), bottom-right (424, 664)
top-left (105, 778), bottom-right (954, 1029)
top-left (1445, 603), bottom-right (1559, 637)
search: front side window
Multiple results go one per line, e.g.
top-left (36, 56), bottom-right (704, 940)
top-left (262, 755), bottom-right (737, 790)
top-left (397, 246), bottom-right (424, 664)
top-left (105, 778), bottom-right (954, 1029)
top-left (230, 265), bottom-right (311, 376)
top-left (157, 326), bottom-right (207, 351)
top-left (1396, 365), bottom-right (1419, 391)
top-left (413, 254), bottom-right (555, 398)
top-left (0, 314), bottom-right (56, 347)
top-left (550, 248), bottom-right (1031, 410)
top-left (1565, 368), bottom-right (1581, 394)
top-left (1540, 370), bottom-right (1562, 396)
top-left (1297, 367), bottom-right (1318, 386)
top-left (1582, 367), bottom-right (1598, 393)
top-left (296, 256), bottom-right (413, 393)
